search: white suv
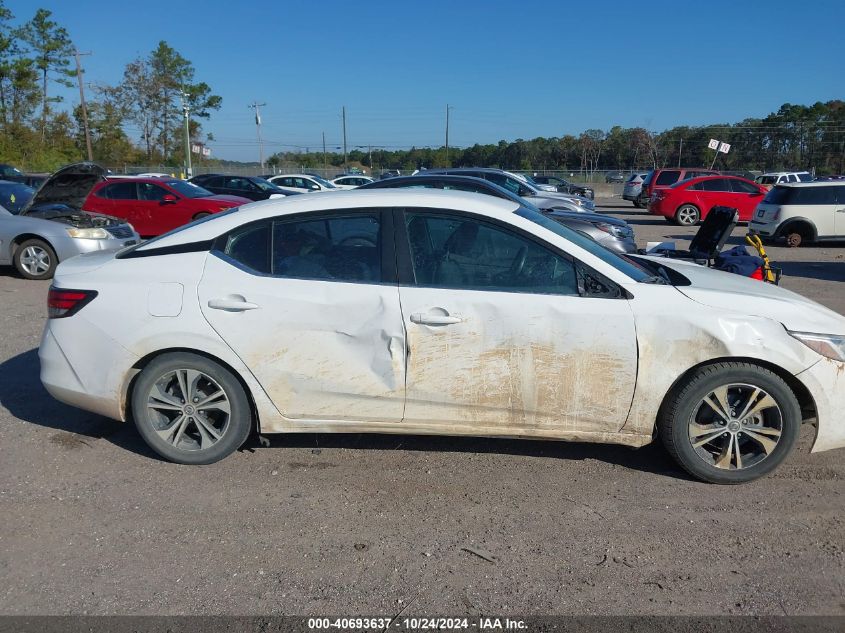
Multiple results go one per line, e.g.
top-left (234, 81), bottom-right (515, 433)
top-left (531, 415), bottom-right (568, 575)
top-left (755, 172), bottom-right (812, 189)
top-left (749, 182), bottom-right (845, 247)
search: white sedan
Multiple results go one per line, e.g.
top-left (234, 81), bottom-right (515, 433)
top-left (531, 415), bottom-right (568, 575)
top-left (331, 175), bottom-right (375, 189)
top-left (39, 190), bottom-right (845, 483)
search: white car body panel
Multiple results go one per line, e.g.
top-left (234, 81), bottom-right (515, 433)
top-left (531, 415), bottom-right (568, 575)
top-left (38, 190), bottom-right (845, 455)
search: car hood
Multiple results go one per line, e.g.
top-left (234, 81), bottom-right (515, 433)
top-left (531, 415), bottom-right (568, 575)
top-left (21, 161), bottom-right (107, 213)
top-left (24, 203), bottom-right (125, 228)
top-left (651, 257), bottom-right (845, 335)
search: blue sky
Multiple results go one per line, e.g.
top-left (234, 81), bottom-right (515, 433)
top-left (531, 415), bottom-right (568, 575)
top-left (8, 0), bottom-right (844, 162)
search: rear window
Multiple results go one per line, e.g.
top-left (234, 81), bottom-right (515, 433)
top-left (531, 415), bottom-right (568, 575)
top-left (655, 170), bottom-right (681, 186)
top-left (763, 185), bottom-right (843, 205)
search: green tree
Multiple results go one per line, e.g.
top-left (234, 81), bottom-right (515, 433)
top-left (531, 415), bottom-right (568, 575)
top-left (19, 8), bottom-right (74, 142)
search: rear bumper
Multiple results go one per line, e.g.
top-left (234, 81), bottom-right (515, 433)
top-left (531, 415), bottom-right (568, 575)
top-left (748, 220), bottom-right (777, 237)
top-left (795, 358), bottom-right (845, 453)
top-left (39, 318), bottom-right (139, 421)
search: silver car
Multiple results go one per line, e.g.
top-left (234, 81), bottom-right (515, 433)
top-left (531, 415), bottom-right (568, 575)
top-left (0, 163), bottom-right (140, 280)
top-left (622, 172), bottom-right (650, 207)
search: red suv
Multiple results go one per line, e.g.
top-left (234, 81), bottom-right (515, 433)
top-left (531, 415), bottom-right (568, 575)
top-left (648, 175), bottom-right (767, 225)
top-left (83, 178), bottom-right (250, 237)
top-left (638, 167), bottom-right (718, 208)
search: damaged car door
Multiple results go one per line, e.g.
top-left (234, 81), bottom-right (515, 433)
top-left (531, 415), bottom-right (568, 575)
top-left (198, 210), bottom-right (406, 422)
top-left (397, 209), bottom-right (638, 436)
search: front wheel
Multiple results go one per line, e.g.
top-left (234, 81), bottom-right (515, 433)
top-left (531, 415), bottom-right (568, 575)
top-left (674, 204), bottom-right (700, 226)
top-left (658, 362), bottom-right (800, 484)
top-left (131, 352), bottom-right (253, 464)
top-left (14, 238), bottom-right (58, 280)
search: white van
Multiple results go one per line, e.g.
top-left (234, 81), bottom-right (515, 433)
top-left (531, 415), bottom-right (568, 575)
top-left (749, 182), bottom-right (845, 247)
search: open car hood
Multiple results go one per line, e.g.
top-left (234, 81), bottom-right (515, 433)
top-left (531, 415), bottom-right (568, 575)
top-left (21, 162), bottom-right (107, 214)
top-left (24, 203), bottom-right (125, 228)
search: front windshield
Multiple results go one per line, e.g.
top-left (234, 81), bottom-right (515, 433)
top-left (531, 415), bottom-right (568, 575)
top-left (0, 183), bottom-right (35, 214)
top-left (253, 178), bottom-right (282, 192)
top-left (516, 206), bottom-right (651, 282)
top-left (165, 179), bottom-right (214, 198)
top-left (310, 175), bottom-right (337, 189)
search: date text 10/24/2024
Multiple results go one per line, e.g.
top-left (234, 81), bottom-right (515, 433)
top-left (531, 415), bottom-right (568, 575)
top-left (307, 618), bottom-right (528, 630)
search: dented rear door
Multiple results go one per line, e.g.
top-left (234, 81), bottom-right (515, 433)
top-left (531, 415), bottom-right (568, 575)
top-left (198, 210), bottom-right (405, 423)
top-left (398, 210), bottom-right (638, 435)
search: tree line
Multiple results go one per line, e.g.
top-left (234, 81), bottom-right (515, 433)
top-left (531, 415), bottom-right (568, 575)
top-left (0, 2), bottom-right (220, 171)
top-left (271, 100), bottom-right (844, 176)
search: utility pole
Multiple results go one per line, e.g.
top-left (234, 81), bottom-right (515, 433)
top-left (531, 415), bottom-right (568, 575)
top-left (445, 104), bottom-right (452, 165)
top-left (249, 101), bottom-right (266, 169)
top-left (181, 91), bottom-right (192, 178)
top-left (341, 106), bottom-right (348, 171)
top-left (74, 49), bottom-right (93, 162)
top-left (322, 131), bottom-right (327, 173)
top-left (678, 138), bottom-right (683, 167)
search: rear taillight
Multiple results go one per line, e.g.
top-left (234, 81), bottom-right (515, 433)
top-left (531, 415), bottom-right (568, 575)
top-left (48, 287), bottom-right (98, 319)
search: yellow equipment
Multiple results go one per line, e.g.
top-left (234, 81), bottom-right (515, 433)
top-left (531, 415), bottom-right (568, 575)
top-left (745, 234), bottom-right (781, 284)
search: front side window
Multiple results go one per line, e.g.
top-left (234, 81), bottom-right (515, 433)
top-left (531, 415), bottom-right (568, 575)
top-left (138, 183), bottom-right (168, 201)
top-left (404, 211), bottom-right (578, 295)
top-left (731, 179), bottom-right (760, 193)
top-left (225, 177), bottom-right (255, 191)
top-left (166, 180), bottom-right (212, 198)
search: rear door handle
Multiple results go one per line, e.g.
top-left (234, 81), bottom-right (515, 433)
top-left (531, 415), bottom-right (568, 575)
top-left (410, 313), bottom-right (463, 325)
top-left (208, 296), bottom-right (259, 312)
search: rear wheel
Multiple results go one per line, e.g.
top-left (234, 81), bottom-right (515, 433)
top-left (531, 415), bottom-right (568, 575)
top-left (675, 204), bottom-right (700, 226)
top-left (633, 200), bottom-right (644, 209)
top-left (14, 238), bottom-right (57, 280)
top-left (658, 362), bottom-right (800, 484)
top-left (193, 212), bottom-right (211, 221)
top-left (783, 224), bottom-right (813, 247)
top-left (131, 352), bottom-right (253, 464)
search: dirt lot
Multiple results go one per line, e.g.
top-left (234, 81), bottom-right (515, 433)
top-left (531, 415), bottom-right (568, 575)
top-left (1, 199), bottom-right (843, 616)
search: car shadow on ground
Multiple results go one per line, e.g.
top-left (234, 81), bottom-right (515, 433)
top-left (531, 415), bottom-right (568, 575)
top-left (0, 348), bottom-right (162, 461)
top-left (249, 432), bottom-right (687, 480)
top-left (1, 347), bottom-right (688, 479)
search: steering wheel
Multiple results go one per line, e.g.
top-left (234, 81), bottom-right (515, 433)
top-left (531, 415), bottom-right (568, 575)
top-left (510, 246), bottom-right (528, 276)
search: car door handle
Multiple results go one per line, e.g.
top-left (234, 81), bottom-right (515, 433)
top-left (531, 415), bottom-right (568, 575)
top-left (410, 312), bottom-right (463, 325)
top-left (836, 208), bottom-right (845, 213)
top-left (208, 296), bottom-right (259, 312)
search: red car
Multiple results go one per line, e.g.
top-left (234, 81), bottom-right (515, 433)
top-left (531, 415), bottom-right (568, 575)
top-left (648, 175), bottom-right (768, 226)
top-left (83, 178), bottom-right (250, 237)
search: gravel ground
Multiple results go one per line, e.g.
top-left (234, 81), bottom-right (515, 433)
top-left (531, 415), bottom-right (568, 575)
top-left (0, 199), bottom-right (843, 616)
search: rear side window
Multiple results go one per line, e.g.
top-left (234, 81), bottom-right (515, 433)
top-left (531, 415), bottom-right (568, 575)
top-left (99, 182), bottom-right (137, 200)
top-left (701, 178), bottom-right (732, 192)
top-left (655, 170), bottom-right (681, 186)
top-left (225, 223), bottom-right (271, 273)
top-left (272, 214), bottom-right (381, 282)
top-left (763, 186), bottom-right (843, 205)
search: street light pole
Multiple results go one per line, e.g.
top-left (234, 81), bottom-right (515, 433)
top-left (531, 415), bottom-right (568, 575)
top-left (74, 49), bottom-right (93, 162)
top-left (181, 91), bottom-right (192, 178)
top-left (249, 101), bottom-right (266, 169)
top-left (341, 106), bottom-right (348, 171)
top-left (445, 104), bottom-right (451, 165)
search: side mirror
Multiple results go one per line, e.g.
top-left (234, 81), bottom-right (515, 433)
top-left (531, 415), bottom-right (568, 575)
top-left (161, 194), bottom-right (177, 203)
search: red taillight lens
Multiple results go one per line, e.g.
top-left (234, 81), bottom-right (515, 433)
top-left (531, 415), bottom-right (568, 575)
top-left (48, 287), bottom-right (97, 318)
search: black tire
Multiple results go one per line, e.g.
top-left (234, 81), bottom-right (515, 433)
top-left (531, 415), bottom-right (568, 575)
top-left (674, 204), bottom-right (700, 226)
top-left (633, 200), bottom-right (644, 209)
top-left (131, 352), bottom-right (253, 464)
top-left (193, 212), bottom-right (211, 221)
top-left (658, 362), bottom-right (801, 484)
top-left (13, 238), bottom-right (58, 280)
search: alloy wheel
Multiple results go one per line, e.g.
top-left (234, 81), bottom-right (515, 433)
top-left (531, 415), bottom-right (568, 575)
top-left (20, 245), bottom-right (51, 276)
top-left (676, 206), bottom-right (699, 225)
top-left (687, 383), bottom-right (783, 471)
top-left (145, 368), bottom-right (231, 451)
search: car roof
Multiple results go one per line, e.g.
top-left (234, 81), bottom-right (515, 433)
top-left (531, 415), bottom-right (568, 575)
top-left (136, 190), bottom-right (522, 251)
top-left (102, 177), bottom-right (182, 184)
top-left (776, 181), bottom-right (842, 188)
top-left (758, 171), bottom-right (811, 176)
top-left (270, 173), bottom-right (320, 178)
